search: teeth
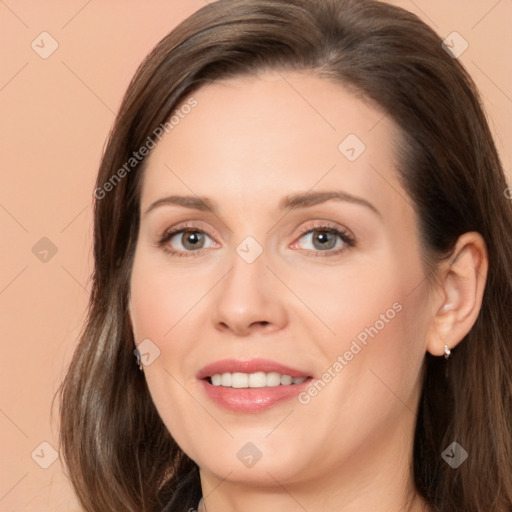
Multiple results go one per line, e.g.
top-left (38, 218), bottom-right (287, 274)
top-left (209, 372), bottom-right (307, 388)
top-left (248, 372), bottom-right (267, 388)
top-left (267, 372), bottom-right (281, 387)
top-left (221, 373), bottom-right (232, 386)
top-left (280, 375), bottom-right (292, 385)
top-left (232, 372), bottom-right (248, 388)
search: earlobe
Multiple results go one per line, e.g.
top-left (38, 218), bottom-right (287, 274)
top-left (426, 232), bottom-right (488, 357)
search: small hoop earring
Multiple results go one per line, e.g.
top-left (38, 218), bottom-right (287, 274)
top-left (444, 344), bottom-right (451, 360)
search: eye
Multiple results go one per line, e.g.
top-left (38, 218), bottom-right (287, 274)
top-left (158, 226), bottom-right (217, 256)
top-left (292, 224), bottom-right (355, 256)
top-left (157, 222), bottom-right (355, 257)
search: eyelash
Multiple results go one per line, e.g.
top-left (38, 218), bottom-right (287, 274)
top-left (157, 222), bottom-right (356, 258)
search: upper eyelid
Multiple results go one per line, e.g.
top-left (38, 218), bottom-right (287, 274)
top-left (296, 221), bottom-right (350, 235)
top-left (162, 221), bottom-right (218, 238)
top-left (162, 221), bottom-right (348, 238)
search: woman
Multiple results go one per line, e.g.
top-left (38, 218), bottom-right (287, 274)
top-left (59, 0), bottom-right (512, 511)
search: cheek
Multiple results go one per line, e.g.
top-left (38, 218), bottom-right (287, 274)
top-left (289, 272), bottom-right (429, 464)
top-left (283, 252), bottom-right (425, 349)
top-left (129, 255), bottom-right (209, 460)
top-left (292, 247), bottom-right (429, 408)
top-left (129, 254), bottom-right (209, 342)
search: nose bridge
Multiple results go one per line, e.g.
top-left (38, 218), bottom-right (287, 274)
top-left (212, 240), bottom-right (287, 334)
top-left (220, 244), bottom-right (269, 309)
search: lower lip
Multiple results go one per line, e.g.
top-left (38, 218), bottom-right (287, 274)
top-left (200, 378), bottom-right (312, 413)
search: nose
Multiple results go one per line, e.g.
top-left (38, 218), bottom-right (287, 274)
top-left (212, 249), bottom-right (288, 336)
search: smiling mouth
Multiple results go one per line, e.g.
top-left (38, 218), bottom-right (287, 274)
top-left (199, 360), bottom-right (314, 412)
top-left (206, 371), bottom-right (309, 388)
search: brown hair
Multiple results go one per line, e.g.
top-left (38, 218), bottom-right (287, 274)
top-left (59, 0), bottom-right (512, 510)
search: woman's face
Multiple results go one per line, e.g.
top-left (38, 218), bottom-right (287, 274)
top-left (129, 71), bottom-right (434, 489)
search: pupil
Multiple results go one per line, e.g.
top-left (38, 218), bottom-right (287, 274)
top-left (313, 231), bottom-right (335, 250)
top-left (183, 231), bottom-right (204, 250)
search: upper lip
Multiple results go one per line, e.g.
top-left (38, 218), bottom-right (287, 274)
top-left (197, 358), bottom-right (312, 380)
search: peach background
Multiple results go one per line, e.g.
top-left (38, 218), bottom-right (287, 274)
top-left (1, 1), bottom-right (510, 510)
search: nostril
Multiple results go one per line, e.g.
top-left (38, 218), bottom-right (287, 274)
top-left (251, 320), bottom-right (269, 328)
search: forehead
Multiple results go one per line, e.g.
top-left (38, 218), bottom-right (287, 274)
top-left (141, 71), bottom-right (408, 219)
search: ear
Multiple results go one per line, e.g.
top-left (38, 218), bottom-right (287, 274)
top-left (426, 232), bottom-right (488, 356)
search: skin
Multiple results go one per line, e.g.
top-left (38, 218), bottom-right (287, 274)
top-left (129, 71), bottom-right (488, 512)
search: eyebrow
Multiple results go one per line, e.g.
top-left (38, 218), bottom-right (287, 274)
top-left (143, 190), bottom-right (381, 217)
